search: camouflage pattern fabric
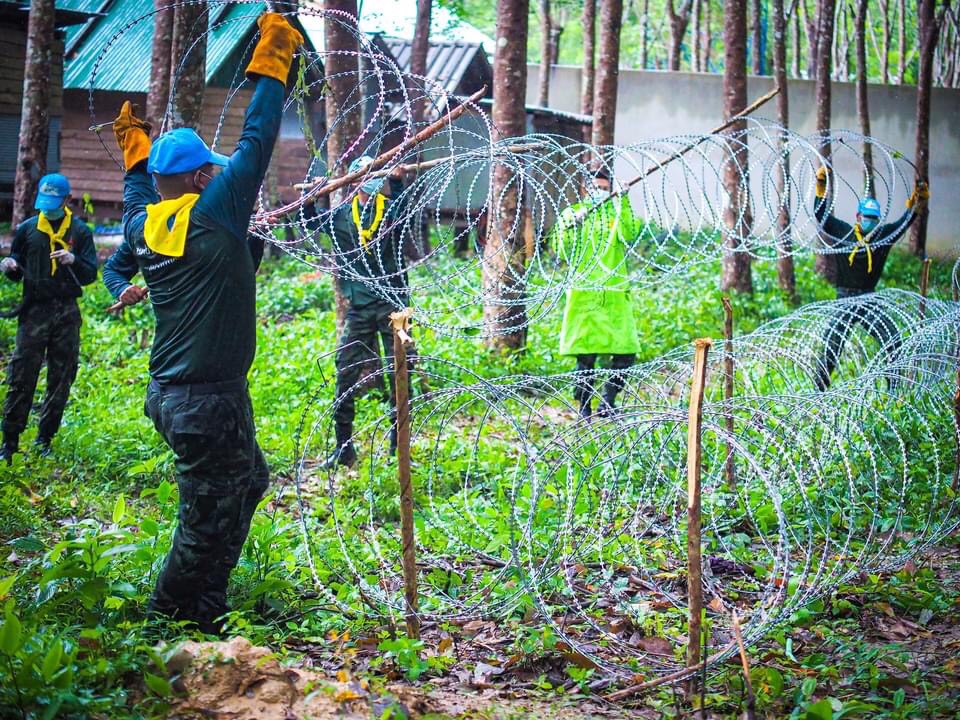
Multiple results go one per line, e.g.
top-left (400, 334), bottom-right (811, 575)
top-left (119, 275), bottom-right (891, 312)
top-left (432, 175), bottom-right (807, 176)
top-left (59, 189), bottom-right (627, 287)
top-left (144, 380), bottom-right (269, 632)
top-left (1, 298), bottom-right (82, 439)
top-left (333, 299), bottom-right (414, 427)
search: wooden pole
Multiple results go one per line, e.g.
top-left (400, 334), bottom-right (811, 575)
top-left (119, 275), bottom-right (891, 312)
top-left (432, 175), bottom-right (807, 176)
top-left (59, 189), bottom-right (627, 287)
top-left (919, 257), bottom-right (932, 319)
top-left (953, 362), bottom-right (960, 493)
top-left (732, 610), bottom-right (756, 720)
top-left (722, 296), bottom-right (736, 489)
top-left (686, 338), bottom-right (712, 692)
top-left (390, 308), bottom-right (420, 640)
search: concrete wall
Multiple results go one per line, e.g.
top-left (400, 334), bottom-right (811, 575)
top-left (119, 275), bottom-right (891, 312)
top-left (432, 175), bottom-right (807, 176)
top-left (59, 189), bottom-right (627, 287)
top-left (527, 65), bottom-right (960, 258)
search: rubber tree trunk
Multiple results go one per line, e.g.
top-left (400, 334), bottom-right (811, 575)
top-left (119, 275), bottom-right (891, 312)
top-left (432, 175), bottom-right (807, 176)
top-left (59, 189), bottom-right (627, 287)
top-left (879, 0), bottom-right (890, 83)
top-left (482, 0), bottom-right (529, 350)
top-left (410, 0), bottom-right (432, 126)
top-left (751, 0), bottom-right (763, 74)
top-left (813, 0), bottom-right (836, 280)
top-left (592, 0), bottom-right (623, 153)
top-left (168, 0), bottom-right (207, 129)
top-left (702, 0), bottom-right (712, 70)
top-left (773, 0), bottom-right (796, 301)
top-left (854, 0), bottom-right (874, 194)
top-left (792, 5), bottom-right (802, 77)
top-left (667, 0), bottom-right (692, 71)
top-left (146, 0), bottom-right (174, 130)
top-left (692, 0), bottom-right (702, 71)
top-left (325, 0), bottom-right (362, 335)
top-left (897, 0), bottom-right (906, 84)
top-left (721, 0), bottom-right (753, 294)
top-left (12, 0), bottom-right (56, 229)
top-left (582, 0), bottom-right (596, 116)
top-left (910, 0), bottom-right (943, 256)
top-left (802, 0), bottom-right (818, 79)
top-left (538, 0), bottom-right (552, 106)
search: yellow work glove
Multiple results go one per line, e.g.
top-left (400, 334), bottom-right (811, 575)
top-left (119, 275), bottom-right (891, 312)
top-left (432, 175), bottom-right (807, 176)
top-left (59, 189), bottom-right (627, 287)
top-left (815, 165), bottom-right (828, 198)
top-left (906, 181), bottom-right (930, 213)
top-left (113, 101), bottom-right (152, 171)
top-left (245, 13), bottom-right (304, 84)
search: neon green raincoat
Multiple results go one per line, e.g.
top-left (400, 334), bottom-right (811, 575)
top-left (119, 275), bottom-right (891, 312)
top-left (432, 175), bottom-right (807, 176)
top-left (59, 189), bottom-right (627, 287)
top-left (550, 194), bottom-right (640, 356)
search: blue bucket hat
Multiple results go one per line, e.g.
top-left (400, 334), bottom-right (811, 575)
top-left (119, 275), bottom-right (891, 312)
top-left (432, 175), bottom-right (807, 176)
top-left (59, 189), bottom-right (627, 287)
top-left (34, 173), bottom-right (70, 211)
top-left (148, 128), bottom-right (229, 176)
top-left (349, 155), bottom-right (385, 195)
top-left (857, 197), bottom-right (882, 218)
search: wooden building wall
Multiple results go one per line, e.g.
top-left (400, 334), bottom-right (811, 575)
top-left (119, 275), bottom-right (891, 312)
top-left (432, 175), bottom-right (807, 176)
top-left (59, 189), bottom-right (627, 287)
top-left (60, 87), bottom-right (317, 218)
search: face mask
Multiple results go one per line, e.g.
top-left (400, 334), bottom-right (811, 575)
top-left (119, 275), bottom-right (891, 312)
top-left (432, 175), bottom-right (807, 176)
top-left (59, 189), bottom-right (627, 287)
top-left (860, 217), bottom-right (879, 233)
top-left (590, 190), bottom-right (610, 204)
top-left (43, 206), bottom-right (65, 221)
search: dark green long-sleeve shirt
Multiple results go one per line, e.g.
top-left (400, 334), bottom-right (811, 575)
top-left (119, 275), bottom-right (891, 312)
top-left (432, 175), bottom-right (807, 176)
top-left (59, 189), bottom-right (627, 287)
top-left (102, 76), bottom-right (282, 385)
top-left (814, 196), bottom-right (916, 291)
top-left (303, 177), bottom-right (410, 307)
top-left (7, 214), bottom-right (98, 302)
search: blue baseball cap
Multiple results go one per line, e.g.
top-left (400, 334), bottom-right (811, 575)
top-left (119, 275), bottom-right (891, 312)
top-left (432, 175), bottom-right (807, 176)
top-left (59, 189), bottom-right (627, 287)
top-left (857, 197), bottom-right (881, 218)
top-left (147, 128), bottom-right (229, 176)
top-left (349, 155), bottom-right (385, 195)
top-left (34, 173), bottom-right (70, 211)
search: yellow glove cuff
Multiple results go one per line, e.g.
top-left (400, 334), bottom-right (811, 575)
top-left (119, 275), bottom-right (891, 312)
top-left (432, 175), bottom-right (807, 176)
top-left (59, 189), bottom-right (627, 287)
top-left (123, 129), bottom-right (151, 171)
top-left (245, 13), bottom-right (304, 84)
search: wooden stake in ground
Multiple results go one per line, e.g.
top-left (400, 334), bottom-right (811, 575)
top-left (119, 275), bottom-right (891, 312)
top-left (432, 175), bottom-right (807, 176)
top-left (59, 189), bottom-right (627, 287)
top-left (919, 257), bottom-right (932, 319)
top-left (953, 361), bottom-right (960, 493)
top-left (390, 308), bottom-right (420, 640)
top-left (686, 338), bottom-right (712, 688)
top-left (732, 610), bottom-right (757, 720)
top-left (722, 296), bottom-right (736, 490)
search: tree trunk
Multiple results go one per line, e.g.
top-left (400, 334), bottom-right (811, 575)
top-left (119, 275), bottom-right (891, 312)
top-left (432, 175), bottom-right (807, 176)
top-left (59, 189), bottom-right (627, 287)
top-left (410, 0), bottom-right (432, 125)
top-left (692, 0), bottom-right (702, 71)
top-left (483, 0), bottom-right (529, 350)
top-left (721, 0), bottom-right (753, 294)
top-left (702, 0), bottom-right (712, 69)
top-left (897, 0), bottom-right (906, 83)
top-left (854, 0), bottom-right (874, 194)
top-left (640, 0), bottom-right (649, 69)
top-left (538, 0), bottom-right (552, 106)
top-left (582, 0), bottom-right (596, 115)
top-left (792, 5), bottom-right (802, 76)
top-left (880, 0), bottom-right (891, 83)
top-left (666, 0), bottom-right (692, 71)
top-left (592, 0), bottom-right (624, 150)
top-left (909, 0), bottom-right (944, 256)
top-left (837, 2), bottom-right (851, 80)
top-left (814, 0), bottom-right (836, 280)
top-left (12, 0), bottom-right (56, 228)
top-left (168, 0), bottom-right (208, 129)
top-left (773, 0), bottom-right (796, 300)
top-left (146, 0), bottom-right (174, 130)
top-left (751, 0), bottom-right (763, 74)
top-left (802, 0), bottom-right (819, 78)
top-left (325, 0), bottom-right (362, 334)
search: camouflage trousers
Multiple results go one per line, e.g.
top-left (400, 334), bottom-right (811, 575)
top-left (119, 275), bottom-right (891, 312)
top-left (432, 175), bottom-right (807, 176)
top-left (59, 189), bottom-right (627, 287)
top-left (333, 300), bottom-right (414, 428)
top-left (2, 298), bottom-right (81, 439)
top-left (144, 378), bottom-right (269, 633)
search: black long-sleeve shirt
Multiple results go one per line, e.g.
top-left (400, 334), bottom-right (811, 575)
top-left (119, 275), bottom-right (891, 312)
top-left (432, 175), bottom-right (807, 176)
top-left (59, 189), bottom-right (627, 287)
top-left (102, 76), bottom-right (284, 384)
top-left (7, 214), bottom-right (98, 302)
top-left (814, 196), bottom-right (916, 291)
top-left (303, 176), bottom-right (410, 308)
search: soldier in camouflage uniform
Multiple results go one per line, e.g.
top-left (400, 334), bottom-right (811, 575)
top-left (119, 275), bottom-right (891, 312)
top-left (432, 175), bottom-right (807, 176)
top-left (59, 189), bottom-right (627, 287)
top-left (304, 156), bottom-right (412, 468)
top-left (0, 173), bottom-right (98, 461)
top-left (101, 13), bottom-right (302, 633)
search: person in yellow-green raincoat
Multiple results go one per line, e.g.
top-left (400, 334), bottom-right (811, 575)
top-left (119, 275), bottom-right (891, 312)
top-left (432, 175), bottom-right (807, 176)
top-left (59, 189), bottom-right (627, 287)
top-left (550, 169), bottom-right (640, 419)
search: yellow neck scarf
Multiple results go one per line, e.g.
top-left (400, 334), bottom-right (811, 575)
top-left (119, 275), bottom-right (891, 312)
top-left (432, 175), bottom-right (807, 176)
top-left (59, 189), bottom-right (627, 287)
top-left (351, 193), bottom-right (386, 251)
top-left (849, 223), bottom-right (873, 274)
top-left (144, 194), bottom-right (200, 258)
top-left (37, 208), bottom-right (73, 276)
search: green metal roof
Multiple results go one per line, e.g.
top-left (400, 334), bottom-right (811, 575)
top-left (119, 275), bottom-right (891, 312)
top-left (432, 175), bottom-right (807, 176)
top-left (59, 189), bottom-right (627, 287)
top-left (62, 0), bottom-right (267, 92)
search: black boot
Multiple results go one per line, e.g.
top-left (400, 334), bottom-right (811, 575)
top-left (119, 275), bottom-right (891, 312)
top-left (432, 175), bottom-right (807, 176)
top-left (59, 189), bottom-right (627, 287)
top-left (578, 398), bottom-right (592, 420)
top-left (0, 433), bottom-right (19, 464)
top-left (34, 436), bottom-right (52, 457)
top-left (596, 386), bottom-right (619, 418)
top-left (320, 423), bottom-right (356, 469)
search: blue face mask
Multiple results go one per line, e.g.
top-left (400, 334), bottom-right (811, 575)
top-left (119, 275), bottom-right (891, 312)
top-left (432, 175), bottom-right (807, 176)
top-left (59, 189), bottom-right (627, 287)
top-left (860, 217), bottom-right (879, 233)
top-left (43, 206), bottom-right (65, 221)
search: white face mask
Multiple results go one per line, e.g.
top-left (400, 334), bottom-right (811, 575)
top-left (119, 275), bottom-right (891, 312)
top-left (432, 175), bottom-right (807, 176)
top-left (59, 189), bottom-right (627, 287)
top-left (590, 190), bottom-right (610, 204)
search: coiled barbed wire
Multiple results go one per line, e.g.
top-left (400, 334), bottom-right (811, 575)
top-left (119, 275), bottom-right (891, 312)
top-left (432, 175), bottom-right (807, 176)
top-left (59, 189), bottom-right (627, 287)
top-left (290, 290), bottom-right (959, 678)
